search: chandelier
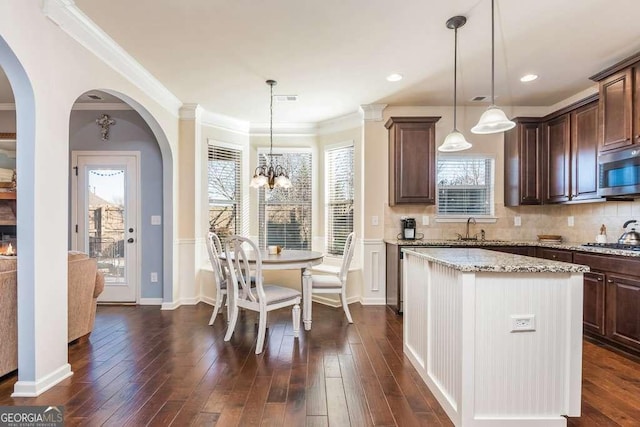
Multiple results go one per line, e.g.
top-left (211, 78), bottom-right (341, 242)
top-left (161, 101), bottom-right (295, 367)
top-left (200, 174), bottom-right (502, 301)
top-left (250, 80), bottom-right (292, 190)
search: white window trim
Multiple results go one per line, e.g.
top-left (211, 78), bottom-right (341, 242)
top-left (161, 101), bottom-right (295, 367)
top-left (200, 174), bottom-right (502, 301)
top-left (207, 140), bottom-right (245, 235)
top-left (435, 153), bottom-right (497, 223)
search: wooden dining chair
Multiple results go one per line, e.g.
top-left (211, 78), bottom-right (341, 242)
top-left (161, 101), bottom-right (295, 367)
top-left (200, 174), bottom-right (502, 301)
top-left (223, 236), bottom-right (301, 354)
top-left (308, 232), bottom-right (355, 323)
top-left (206, 232), bottom-right (228, 325)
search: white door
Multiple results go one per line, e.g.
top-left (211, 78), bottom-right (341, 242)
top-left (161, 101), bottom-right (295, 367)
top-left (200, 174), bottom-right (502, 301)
top-left (72, 152), bottom-right (140, 303)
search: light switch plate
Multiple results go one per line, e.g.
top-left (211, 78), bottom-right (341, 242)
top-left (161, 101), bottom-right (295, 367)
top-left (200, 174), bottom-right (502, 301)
top-left (422, 215), bottom-right (429, 226)
top-left (151, 215), bottom-right (162, 225)
top-left (568, 216), bottom-right (574, 227)
top-left (371, 216), bottom-right (379, 226)
top-left (150, 272), bottom-right (158, 283)
top-left (514, 216), bottom-right (521, 227)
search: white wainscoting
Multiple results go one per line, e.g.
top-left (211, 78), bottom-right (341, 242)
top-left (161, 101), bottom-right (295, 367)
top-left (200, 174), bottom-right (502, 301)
top-left (361, 239), bottom-right (386, 305)
top-left (403, 252), bottom-right (583, 427)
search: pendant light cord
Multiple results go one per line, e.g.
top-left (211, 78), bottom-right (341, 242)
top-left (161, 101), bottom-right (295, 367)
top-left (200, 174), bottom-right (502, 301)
top-left (491, 0), bottom-right (495, 106)
top-left (269, 81), bottom-right (274, 166)
top-left (453, 25), bottom-right (458, 130)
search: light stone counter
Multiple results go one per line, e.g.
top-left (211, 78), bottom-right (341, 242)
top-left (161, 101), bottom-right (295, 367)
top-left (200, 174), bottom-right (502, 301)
top-left (402, 247), bottom-right (590, 273)
top-left (387, 238), bottom-right (640, 257)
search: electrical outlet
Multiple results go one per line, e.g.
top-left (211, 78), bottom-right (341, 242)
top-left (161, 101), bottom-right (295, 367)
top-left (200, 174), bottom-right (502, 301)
top-left (422, 215), bottom-right (429, 226)
top-left (514, 216), bottom-right (521, 227)
top-left (510, 315), bottom-right (536, 332)
top-left (371, 216), bottom-right (379, 226)
top-left (568, 216), bottom-right (574, 227)
top-left (151, 215), bottom-right (162, 225)
top-left (150, 272), bottom-right (158, 283)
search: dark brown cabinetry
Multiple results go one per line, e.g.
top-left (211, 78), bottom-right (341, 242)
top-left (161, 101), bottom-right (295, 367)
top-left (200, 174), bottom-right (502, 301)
top-left (504, 119), bottom-right (543, 206)
top-left (484, 246), bottom-right (536, 257)
top-left (571, 102), bottom-right (600, 200)
top-left (543, 99), bottom-right (600, 204)
top-left (544, 114), bottom-right (571, 203)
top-left (590, 53), bottom-right (640, 151)
top-left (385, 117), bottom-right (440, 205)
top-left (535, 247), bottom-right (573, 262)
top-left (583, 271), bottom-right (606, 336)
top-left (574, 251), bottom-right (640, 353)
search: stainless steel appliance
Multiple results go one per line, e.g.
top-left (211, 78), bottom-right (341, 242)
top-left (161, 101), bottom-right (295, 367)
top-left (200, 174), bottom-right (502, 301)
top-left (618, 220), bottom-right (640, 244)
top-left (401, 218), bottom-right (417, 240)
top-left (598, 146), bottom-right (640, 197)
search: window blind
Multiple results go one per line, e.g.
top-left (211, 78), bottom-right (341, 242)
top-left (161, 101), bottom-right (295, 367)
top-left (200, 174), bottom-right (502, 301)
top-left (437, 156), bottom-right (495, 216)
top-left (208, 145), bottom-right (242, 238)
top-left (326, 145), bottom-right (354, 255)
top-left (258, 150), bottom-right (312, 250)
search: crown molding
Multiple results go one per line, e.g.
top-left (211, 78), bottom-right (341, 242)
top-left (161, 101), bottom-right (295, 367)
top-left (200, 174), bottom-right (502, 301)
top-left (360, 104), bottom-right (387, 121)
top-left (41, 0), bottom-right (182, 117)
top-left (179, 103), bottom-right (203, 120)
top-left (200, 110), bottom-right (251, 135)
top-left (316, 111), bottom-right (363, 135)
top-left (72, 102), bottom-right (132, 111)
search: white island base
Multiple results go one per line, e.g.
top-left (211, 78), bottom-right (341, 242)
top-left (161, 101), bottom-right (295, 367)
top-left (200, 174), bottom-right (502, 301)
top-left (402, 248), bottom-right (586, 427)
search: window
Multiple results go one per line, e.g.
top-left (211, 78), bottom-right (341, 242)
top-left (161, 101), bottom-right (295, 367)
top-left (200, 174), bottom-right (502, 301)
top-left (437, 156), bottom-right (495, 217)
top-left (208, 144), bottom-right (242, 238)
top-left (258, 150), bottom-right (312, 250)
top-left (325, 144), bottom-right (354, 255)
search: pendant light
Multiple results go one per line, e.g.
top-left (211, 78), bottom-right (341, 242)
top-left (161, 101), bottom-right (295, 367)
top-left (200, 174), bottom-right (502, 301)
top-left (439, 16), bottom-right (472, 152)
top-left (471, 0), bottom-right (515, 134)
top-left (250, 80), bottom-right (292, 190)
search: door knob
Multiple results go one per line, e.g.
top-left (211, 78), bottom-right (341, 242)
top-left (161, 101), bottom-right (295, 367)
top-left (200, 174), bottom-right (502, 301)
top-left (127, 238), bottom-right (134, 243)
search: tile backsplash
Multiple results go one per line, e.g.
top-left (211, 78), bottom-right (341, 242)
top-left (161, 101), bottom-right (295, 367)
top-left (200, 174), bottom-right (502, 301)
top-left (385, 200), bottom-right (640, 243)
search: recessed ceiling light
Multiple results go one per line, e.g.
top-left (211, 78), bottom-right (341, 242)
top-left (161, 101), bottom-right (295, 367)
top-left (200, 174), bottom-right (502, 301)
top-left (386, 73), bottom-right (403, 82)
top-left (520, 74), bottom-right (538, 82)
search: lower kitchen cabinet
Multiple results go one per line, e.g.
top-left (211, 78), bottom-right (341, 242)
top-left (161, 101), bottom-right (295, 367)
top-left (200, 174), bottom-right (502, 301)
top-left (574, 252), bottom-right (640, 353)
top-left (484, 246), bottom-right (536, 256)
top-left (606, 273), bottom-right (640, 350)
top-left (583, 271), bottom-right (606, 336)
top-left (535, 247), bottom-right (573, 262)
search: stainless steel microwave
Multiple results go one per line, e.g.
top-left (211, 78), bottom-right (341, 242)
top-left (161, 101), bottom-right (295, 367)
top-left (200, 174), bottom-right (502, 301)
top-left (598, 146), bottom-right (640, 197)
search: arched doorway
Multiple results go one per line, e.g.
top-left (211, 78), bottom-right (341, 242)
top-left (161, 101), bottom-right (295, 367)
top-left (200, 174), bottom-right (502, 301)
top-left (68, 90), bottom-right (173, 304)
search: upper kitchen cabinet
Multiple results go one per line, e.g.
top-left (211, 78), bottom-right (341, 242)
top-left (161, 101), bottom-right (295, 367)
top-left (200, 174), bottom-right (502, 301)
top-left (504, 118), bottom-right (543, 206)
top-left (590, 53), bottom-right (640, 152)
top-left (544, 114), bottom-right (571, 203)
top-left (385, 117), bottom-right (440, 205)
top-left (543, 98), bottom-right (600, 204)
top-left (571, 101), bottom-right (600, 200)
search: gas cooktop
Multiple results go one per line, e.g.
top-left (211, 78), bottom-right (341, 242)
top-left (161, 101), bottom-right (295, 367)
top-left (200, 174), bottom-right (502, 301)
top-left (583, 242), bottom-right (640, 251)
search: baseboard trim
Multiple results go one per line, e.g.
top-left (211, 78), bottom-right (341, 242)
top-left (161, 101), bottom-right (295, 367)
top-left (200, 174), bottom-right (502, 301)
top-left (11, 364), bottom-right (73, 397)
top-left (360, 297), bottom-right (386, 305)
top-left (199, 296), bottom-right (216, 306)
top-left (139, 298), bottom-right (163, 306)
top-left (161, 300), bottom-right (180, 310)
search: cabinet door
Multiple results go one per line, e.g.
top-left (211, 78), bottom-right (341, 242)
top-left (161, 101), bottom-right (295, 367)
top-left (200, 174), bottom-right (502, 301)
top-left (544, 114), bottom-right (571, 203)
top-left (571, 102), bottom-right (600, 201)
top-left (387, 118), bottom-right (437, 205)
top-left (583, 271), bottom-right (606, 336)
top-left (519, 123), bottom-right (543, 205)
top-left (606, 273), bottom-right (640, 351)
top-left (599, 69), bottom-right (633, 151)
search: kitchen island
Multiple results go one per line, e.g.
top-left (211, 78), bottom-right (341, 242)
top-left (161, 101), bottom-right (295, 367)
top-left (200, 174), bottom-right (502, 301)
top-left (402, 247), bottom-right (587, 427)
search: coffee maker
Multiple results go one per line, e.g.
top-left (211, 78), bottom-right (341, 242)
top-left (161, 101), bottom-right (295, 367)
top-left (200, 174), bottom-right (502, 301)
top-left (401, 218), bottom-right (417, 240)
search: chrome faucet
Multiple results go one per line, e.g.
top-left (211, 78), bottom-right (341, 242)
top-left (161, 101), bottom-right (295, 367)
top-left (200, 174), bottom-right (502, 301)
top-left (465, 217), bottom-right (476, 240)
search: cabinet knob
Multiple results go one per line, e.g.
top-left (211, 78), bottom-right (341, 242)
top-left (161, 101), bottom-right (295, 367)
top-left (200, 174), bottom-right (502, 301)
top-left (607, 279), bottom-right (613, 283)
top-left (597, 277), bottom-right (603, 281)
top-left (552, 255), bottom-right (557, 259)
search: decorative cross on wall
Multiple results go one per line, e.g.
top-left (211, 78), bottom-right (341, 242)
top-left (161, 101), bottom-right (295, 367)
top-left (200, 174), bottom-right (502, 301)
top-left (96, 114), bottom-right (116, 141)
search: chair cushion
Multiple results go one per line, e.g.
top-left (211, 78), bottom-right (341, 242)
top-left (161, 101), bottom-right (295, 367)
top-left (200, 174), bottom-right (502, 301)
top-left (263, 285), bottom-right (301, 304)
top-left (311, 274), bottom-right (342, 289)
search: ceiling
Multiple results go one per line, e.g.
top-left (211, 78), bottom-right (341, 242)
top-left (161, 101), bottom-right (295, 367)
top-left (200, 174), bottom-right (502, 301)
top-left (3, 0), bottom-right (640, 124)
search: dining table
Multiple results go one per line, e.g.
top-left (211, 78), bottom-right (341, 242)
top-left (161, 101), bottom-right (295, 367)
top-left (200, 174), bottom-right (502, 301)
top-left (220, 249), bottom-right (324, 330)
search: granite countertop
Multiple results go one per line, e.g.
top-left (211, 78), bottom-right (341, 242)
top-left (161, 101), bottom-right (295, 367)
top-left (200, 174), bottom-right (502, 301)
top-left (402, 247), bottom-right (590, 273)
top-left (386, 238), bottom-right (640, 258)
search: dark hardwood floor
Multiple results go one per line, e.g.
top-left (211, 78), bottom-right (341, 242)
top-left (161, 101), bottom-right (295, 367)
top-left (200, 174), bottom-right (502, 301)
top-left (0, 303), bottom-right (639, 426)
